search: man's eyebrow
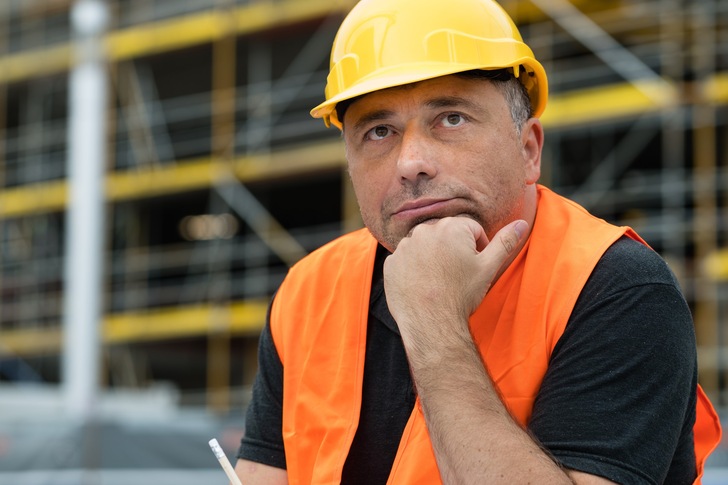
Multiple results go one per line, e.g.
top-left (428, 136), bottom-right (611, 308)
top-left (351, 109), bottom-right (395, 133)
top-left (425, 95), bottom-right (481, 111)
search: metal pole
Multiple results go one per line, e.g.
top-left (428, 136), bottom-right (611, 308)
top-left (62, 0), bottom-right (109, 422)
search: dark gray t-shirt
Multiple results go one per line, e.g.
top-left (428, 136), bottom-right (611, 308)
top-left (238, 237), bottom-right (698, 484)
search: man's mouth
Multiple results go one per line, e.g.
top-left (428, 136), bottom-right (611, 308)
top-left (393, 198), bottom-right (455, 220)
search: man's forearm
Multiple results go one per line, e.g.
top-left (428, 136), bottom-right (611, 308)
top-left (233, 459), bottom-right (288, 485)
top-left (406, 328), bottom-right (572, 484)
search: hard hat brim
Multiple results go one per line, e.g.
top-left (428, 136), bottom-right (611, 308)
top-left (311, 60), bottom-right (547, 129)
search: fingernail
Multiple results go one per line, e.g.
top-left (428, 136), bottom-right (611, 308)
top-left (514, 220), bottom-right (528, 239)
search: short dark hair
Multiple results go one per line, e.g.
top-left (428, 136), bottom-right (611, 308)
top-left (335, 95), bottom-right (359, 127)
top-left (454, 68), bottom-right (533, 134)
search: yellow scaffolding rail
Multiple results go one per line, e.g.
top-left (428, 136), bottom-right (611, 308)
top-left (0, 299), bottom-right (269, 357)
top-left (0, 0), bottom-right (357, 84)
top-left (0, 139), bottom-right (346, 217)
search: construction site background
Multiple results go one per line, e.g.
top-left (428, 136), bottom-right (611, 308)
top-left (0, 0), bottom-right (726, 483)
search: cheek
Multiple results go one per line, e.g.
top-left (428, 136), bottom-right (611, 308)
top-left (349, 166), bottom-right (383, 217)
top-left (465, 151), bottom-right (527, 201)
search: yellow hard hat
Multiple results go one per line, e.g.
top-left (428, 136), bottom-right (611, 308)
top-left (311, 0), bottom-right (548, 129)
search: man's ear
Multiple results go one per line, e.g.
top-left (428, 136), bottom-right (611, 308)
top-left (521, 118), bottom-right (543, 184)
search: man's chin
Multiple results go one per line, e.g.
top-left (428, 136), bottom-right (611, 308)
top-left (374, 213), bottom-right (482, 251)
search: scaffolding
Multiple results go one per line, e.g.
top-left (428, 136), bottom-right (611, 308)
top-left (0, 0), bottom-right (725, 416)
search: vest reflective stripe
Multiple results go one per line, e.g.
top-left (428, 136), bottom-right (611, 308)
top-left (271, 185), bottom-right (721, 484)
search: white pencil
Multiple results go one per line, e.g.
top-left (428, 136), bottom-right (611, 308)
top-left (208, 438), bottom-right (243, 485)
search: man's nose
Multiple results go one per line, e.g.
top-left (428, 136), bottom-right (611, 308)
top-left (396, 132), bottom-right (438, 184)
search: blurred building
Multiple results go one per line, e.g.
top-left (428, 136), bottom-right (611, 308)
top-left (0, 0), bottom-right (726, 433)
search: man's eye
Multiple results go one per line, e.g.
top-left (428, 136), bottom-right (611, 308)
top-left (441, 113), bottom-right (465, 127)
top-left (366, 125), bottom-right (391, 141)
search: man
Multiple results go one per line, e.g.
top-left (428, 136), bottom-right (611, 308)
top-left (235, 0), bottom-right (721, 483)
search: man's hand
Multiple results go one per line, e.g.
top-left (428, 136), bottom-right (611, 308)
top-left (383, 217), bottom-right (527, 362)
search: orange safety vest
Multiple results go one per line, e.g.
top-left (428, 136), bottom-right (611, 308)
top-left (271, 185), bottom-right (721, 484)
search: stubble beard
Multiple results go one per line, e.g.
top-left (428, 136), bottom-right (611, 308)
top-left (365, 182), bottom-right (526, 252)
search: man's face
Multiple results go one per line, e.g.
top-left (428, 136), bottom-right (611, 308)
top-left (342, 74), bottom-right (542, 252)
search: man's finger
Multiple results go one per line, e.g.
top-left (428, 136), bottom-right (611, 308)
top-left (479, 220), bottom-right (528, 263)
top-left (453, 217), bottom-right (489, 252)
